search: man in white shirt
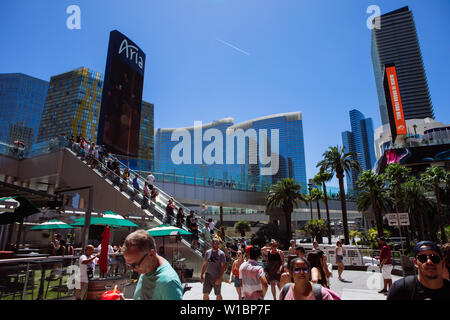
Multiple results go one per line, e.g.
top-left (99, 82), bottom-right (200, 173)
top-left (77, 245), bottom-right (99, 300)
top-left (146, 172), bottom-right (155, 189)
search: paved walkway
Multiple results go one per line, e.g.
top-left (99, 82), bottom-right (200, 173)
top-left (182, 270), bottom-right (403, 300)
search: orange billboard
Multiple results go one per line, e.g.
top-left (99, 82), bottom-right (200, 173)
top-left (385, 66), bottom-right (407, 135)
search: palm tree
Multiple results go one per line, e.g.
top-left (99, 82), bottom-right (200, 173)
top-left (310, 188), bottom-right (323, 220)
top-left (313, 170), bottom-right (333, 244)
top-left (266, 178), bottom-right (306, 249)
top-left (385, 163), bottom-right (412, 251)
top-left (421, 166), bottom-right (449, 243)
top-left (234, 220), bottom-right (251, 237)
top-left (317, 146), bottom-right (361, 244)
top-left (357, 170), bottom-right (386, 238)
top-left (402, 177), bottom-right (429, 241)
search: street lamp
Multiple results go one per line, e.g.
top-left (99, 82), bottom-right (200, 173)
top-left (308, 179), bottom-right (313, 220)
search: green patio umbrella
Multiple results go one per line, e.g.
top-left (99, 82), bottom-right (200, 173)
top-left (147, 225), bottom-right (192, 237)
top-left (71, 210), bottom-right (139, 228)
top-left (29, 219), bottom-right (74, 230)
top-left (147, 225), bottom-right (192, 259)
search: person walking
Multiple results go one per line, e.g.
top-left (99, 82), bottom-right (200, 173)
top-left (279, 257), bottom-right (341, 300)
top-left (335, 240), bottom-right (345, 281)
top-left (146, 172), bottom-right (155, 190)
top-left (76, 245), bottom-right (100, 300)
top-left (176, 207), bottom-right (184, 228)
top-left (387, 241), bottom-right (450, 300)
top-left (288, 240), bottom-right (296, 255)
top-left (142, 182), bottom-right (150, 209)
top-left (378, 237), bottom-right (393, 294)
top-left (262, 240), bottom-right (284, 300)
top-left (200, 239), bottom-right (226, 300)
top-left (239, 246), bottom-right (268, 300)
top-left (228, 250), bottom-right (244, 300)
top-left (307, 251), bottom-right (329, 288)
top-left (122, 230), bottom-right (183, 300)
top-left (165, 198), bottom-right (176, 225)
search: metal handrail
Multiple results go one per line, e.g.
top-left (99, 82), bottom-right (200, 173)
top-left (112, 156), bottom-right (235, 247)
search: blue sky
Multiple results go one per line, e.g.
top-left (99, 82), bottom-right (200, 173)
top-left (1, 0), bottom-right (449, 187)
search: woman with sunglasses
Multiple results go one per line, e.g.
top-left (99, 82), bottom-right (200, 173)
top-left (279, 257), bottom-right (340, 300)
top-left (228, 250), bottom-right (244, 300)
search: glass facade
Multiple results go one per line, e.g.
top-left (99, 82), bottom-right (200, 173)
top-left (154, 112), bottom-right (307, 191)
top-left (0, 73), bottom-right (48, 147)
top-left (138, 101), bottom-right (155, 163)
top-left (342, 109), bottom-right (376, 193)
top-left (37, 67), bottom-right (103, 143)
top-left (36, 67), bottom-right (154, 166)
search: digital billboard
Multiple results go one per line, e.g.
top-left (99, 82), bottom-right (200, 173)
top-left (97, 30), bottom-right (146, 157)
top-left (383, 63), bottom-right (407, 145)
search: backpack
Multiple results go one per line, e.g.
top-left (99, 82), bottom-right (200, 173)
top-left (280, 283), bottom-right (341, 300)
top-left (402, 275), bottom-right (417, 299)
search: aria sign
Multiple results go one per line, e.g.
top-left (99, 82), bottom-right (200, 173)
top-left (119, 39), bottom-right (144, 70)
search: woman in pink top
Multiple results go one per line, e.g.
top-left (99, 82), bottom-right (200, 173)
top-left (278, 257), bottom-right (340, 300)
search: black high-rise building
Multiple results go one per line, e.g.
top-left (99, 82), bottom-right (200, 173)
top-left (371, 6), bottom-right (434, 125)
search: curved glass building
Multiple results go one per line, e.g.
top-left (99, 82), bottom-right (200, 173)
top-left (154, 111), bottom-right (307, 191)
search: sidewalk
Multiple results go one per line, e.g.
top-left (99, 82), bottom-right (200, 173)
top-left (182, 270), bottom-right (403, 300)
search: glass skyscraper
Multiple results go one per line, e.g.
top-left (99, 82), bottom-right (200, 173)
top-left (37, 67), bottom-right (154, 164)
top-left (342, 109), bottom-right (376, 193)
top-left (37, 67), bottom-right (104, 143)
top-left (371, 6), bottom-right (434, 125)
top-left (154, 112), bottom-right (307, 191)
top-left (138, 101), bottom-right (155, 164)
top-left (0, 73), bottom-right (48, 147)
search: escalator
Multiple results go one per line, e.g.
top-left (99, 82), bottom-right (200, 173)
top-left (66, 144), bottom-right (235, 277)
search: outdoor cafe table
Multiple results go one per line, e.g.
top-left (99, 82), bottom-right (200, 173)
top-left (30, 258), bottom-right (64, 300)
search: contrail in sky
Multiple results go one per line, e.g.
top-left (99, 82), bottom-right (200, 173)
top-left (216, 38), bottom-right (250, 56)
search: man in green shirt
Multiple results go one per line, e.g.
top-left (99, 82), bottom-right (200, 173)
top-left (123, 230), bottom-right (183, 300)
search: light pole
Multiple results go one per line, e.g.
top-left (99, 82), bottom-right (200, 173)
top-left (308, 179), bottom-right (313, 220)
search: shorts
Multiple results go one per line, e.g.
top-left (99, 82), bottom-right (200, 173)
top-left (234, 276), bottom-right (241, 288)
top-left (203, 273), bottom-right (222, 295)
top-left (337, 255), bottom-right (344, 263)
top-left (76, 282), bottom-right (89, 300)
top-left (381, 264), bottom-right (393, 279)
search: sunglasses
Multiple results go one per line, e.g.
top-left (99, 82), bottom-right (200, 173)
top-left (416, 254), bottom-right (441, 264)
top-left (293, 267), bottom-right (309, 274)
top-left (127, 252), bottom-right (149, 270)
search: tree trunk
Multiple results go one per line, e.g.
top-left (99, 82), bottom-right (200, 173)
top-left (397, 181), bottom-right (411, 253)
top-left (283, 208), bottom-right (292, 249)
top-left (370, 188), bottom-right (383, 238)
top-left (323, 182), bottom-right (332, 244)
top-left (316, 200), bottom-right (321, 220)
top-left (435, 182), bottom-right (448, 243)
top-left (338, 174), bottom-right (350, 245)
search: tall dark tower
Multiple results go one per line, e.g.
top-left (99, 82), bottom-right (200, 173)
top-left (371, 6), bottom-right (434, 125)
top-left (97, 30), bottom-right (146, 157)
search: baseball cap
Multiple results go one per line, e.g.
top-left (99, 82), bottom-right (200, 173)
top-left (413, 241), bottom-right (441, 257)
top-left (245, 245), bottom-right (253, 254)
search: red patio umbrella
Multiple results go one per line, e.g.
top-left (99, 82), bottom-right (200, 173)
top-left (99, 226), bottom-right (111, 276)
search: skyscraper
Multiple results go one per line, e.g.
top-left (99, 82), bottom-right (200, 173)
top-left (0, 73), bottom-right (48, 147)
top-left (154, 112), bottom-right (307, 191)
top-left (37, 67), bottom-right (103, 143)
top-left (371, 6), bottom-right (434, 125)
top-left (342, 109), bottom-right (376, 193)
top-left (37, 67), bottom-right (154, 166)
